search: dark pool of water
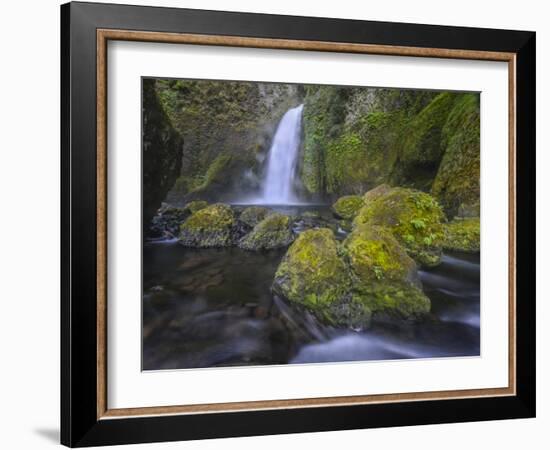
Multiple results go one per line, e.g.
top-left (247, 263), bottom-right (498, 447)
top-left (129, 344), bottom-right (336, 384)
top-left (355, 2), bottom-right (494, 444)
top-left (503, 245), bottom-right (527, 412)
top-left (143, 206), bottom-right (480, 370)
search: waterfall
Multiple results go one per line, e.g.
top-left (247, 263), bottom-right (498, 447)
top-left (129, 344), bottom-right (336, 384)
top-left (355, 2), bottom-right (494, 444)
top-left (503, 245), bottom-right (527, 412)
top-left (260, 104), bottom-right (304, 204)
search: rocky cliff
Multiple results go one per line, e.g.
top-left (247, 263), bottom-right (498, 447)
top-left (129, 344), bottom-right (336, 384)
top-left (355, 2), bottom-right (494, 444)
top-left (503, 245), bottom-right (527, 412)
top-left (142, 78), bottom-right (184, 231)
top-left (153, 79), bottom-right (304, 203)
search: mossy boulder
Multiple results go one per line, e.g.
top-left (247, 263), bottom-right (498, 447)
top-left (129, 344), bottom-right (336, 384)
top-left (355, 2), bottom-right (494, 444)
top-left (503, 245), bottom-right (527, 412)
top-left (179, 203), bottom-right (236, 247)
top-left (363, 184), bottom-right (392, 204)
top-left (183, 200), bottom-right (208, 215)
top-left (344, 225), bottom-right (430, 320)
top-left (239, 213), bottom-right (295, 250)
top-left (355, 186), bottom-right (445, 267)
top-left (332, 195), bottom-right (364, 220)
top-left (442, 218), bottom-right (480, 252)
top-left (272, 229), bottom-right (353, 324)
top-left (238, 206), bottom-right (272, 228)
top-left (273, 225), bottom-right (431, 328)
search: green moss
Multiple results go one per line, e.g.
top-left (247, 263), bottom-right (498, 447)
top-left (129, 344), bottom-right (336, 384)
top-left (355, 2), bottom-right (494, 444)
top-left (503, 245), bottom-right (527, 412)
top-left (190, 153), bottom-right (233, 193)
top-left (344, 225), bottom-right (417, 282)
top-left (352, 285), bottom-right (430, 320)
top-left (300, 87), bottom-right (350, 194)
top-left (239, 206), bottom-right (272, 228)
top-left (442, 217), bottom-right (480, 252)
top-left (239, 213), bottom-right (294, 250)
top-left (363, 184), bottom-right (392, 204)
top-left (179, 203), bottom-right (236, 247)
top-left (342, 224), bottom-right (430, 319)
top-left (390, 93), bottom-right (459, 190)
top-left (273, 225), bottom-right (431, 327)
top-left (354, 187), bottom-right (445, 266)
top-left (332, 195), bottom-right (364, 219)
top-left (432, 94), bottom-right (480, 217)
top-left (272, 228), bottom-right (351, 312)
top-left (183, 200), bottom-right (208, 214)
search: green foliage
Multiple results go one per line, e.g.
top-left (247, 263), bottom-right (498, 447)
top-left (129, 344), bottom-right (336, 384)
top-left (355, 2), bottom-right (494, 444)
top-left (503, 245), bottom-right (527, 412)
top-left (410, 218), bottom-right (426, 230)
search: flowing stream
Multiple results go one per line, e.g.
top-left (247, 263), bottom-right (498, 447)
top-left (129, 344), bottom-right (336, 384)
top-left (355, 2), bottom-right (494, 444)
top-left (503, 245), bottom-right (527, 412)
top-left (143, 206), bottom-right (480, 370)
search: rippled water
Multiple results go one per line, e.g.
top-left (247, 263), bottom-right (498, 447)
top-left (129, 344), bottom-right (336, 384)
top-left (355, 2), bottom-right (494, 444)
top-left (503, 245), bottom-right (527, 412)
top-left (143, 209), bottom-right (480, 370)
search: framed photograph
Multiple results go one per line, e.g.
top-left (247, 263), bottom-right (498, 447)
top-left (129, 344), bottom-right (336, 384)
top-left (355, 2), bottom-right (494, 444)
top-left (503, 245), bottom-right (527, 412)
top-left (61, 1), bottom-right (536, 447)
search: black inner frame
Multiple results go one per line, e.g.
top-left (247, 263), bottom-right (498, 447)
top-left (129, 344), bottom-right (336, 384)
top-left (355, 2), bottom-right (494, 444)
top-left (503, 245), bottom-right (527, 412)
top-left (61, 2), bottom-right (536, 447)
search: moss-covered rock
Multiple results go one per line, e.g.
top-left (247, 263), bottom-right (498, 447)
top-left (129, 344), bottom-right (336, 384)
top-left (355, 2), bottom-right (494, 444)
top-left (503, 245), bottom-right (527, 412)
top-left (355, 187), bottom-right (445, 266)
top-left (332, 195), bottom-right (364, 220)
top-left (363, 184), bottom-right (392, 204)
top-left (239, 213), bottom-right (294, 250)
top-left (442, 218), bottom-right (480, 252)
top-left (344, 225), bottom-right (430, 320)
top-left (183, 200), bottom-right (208, 214)
top-left (179, 203), bottom-right (236, 247)
top-left (273, 225), bottom-right (431, 328)
top-left (432, 94), bottom-right (480, 218)
top-left (238, 206), bottom-right (272, 228)
top-left (272, 228), bottom-right (352, 323)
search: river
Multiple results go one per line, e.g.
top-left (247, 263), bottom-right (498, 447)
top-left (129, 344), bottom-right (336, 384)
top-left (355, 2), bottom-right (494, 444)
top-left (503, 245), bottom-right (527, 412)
top-left (142, 205), bottom-right (480, 370)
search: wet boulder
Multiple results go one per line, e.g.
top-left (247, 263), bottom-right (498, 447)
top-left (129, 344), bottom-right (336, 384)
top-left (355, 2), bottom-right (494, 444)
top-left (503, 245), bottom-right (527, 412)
top-left (238, 206), bottom-right (272, 228)
top-left (332, 195), bottom-right (364, 220)
top-left (179, 203), bottom-right (237, 247)
top-left (272, 225), bottom-right (431, 329)
top-left (344, 224), bottom-right (430, 321)
top-left (355, 186), bottom-right (445, 267)
top-left (184, 200), bottom-right (208, 215)
top-left (239, 213), bottom-right (295, 250)
top-left (442, 218), bottom-right (480, 252)
top-left (272, 228), bottom-right (353, 325)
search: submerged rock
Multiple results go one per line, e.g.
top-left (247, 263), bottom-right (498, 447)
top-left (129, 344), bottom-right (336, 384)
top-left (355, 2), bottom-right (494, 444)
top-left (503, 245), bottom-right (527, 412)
top-left (238, 206), bottom-right (272, 228)
top-left (442, 218), bottom-right (480, 252)
top-left (179, 203), bottom-right (237, 247)
top-left (355, 186), bottom-right (444, 267)
top-left (332, 195), bottom-right (364, 220)
top-left (272, 228), bottom-right (352, 325)
top-left (344, 225), bottom-right (430, 321)
top-left (239, 213), bottom-right (295, 250)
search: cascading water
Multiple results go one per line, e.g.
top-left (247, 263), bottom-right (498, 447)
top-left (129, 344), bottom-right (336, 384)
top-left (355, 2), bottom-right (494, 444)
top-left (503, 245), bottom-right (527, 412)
top-left (260, 104), bottom-right (304, 204)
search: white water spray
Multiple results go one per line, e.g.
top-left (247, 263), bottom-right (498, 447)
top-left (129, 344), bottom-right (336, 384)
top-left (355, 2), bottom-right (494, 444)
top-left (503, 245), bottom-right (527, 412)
top-left (260, 104), bottom-right (304, 204)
